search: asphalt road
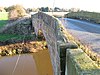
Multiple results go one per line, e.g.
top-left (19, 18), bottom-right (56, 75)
top-left (60, 18), bottom-right (100, 55)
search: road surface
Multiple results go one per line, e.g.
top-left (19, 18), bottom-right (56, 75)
top-left (60, 18), bottom-right (100, 55)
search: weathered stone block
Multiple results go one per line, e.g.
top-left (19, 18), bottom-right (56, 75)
top-left (66, 49), bottom-right (100, 75)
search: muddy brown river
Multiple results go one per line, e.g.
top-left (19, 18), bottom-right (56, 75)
top-left (0, 50), bottom-right (53, 75)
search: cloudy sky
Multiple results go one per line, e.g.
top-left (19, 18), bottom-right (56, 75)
top-left (0, 0), bottom-right (100, 12)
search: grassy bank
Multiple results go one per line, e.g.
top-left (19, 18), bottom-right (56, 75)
top-left (65, 11), bottom-right (100, 24)
top-left (0, 33), bottom-right (36, 43)
top-left (0, 12), bottom-right (8, 28)
top-left (0, 12), bottom-right (8, 20)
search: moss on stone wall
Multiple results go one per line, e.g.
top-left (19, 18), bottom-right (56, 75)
top-left (67, 49), bottom-right (100, 75)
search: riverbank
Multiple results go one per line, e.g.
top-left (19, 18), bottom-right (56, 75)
top-left (0, 40), bottom-right (47, 56)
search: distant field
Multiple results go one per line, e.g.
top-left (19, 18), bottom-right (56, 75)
top-left (0, 12), bottom-right (8, 28)
top-left (0, 12), bottom-right (8, 20)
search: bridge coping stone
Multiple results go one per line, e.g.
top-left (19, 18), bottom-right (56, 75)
top-left (66, 49), bottom-right (100, 75)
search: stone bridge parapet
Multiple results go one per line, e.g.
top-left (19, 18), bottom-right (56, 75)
top-left (31, 12), bottom-right (100, 75)
top-left (32, 12), bottom-right (62, 75)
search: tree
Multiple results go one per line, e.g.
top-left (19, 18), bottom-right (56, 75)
top-left (8, 4), bottom-right (26, 20)
top-left (26, 8), bottom-right (32, 13)
top-left (69, 8), bottom-right (80, 12)
top-left (39, 7), bottom-right (49, 12)
top-left (45, 7), bottom-right (49, 12)
top-left (9, 9), bottom-right (18, 20)
top-left (54, 7), bottom-right (61, 12)
top-left (0, 7), bottom-right (6, 12)
top-left (39, 7), bottom-right (45, 12)
top-left (32, 8), bottom-right (39, 12)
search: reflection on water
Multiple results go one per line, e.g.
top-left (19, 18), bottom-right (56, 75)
top-left (0, 54), bottom-right (38, 75)
top-left (33, 49), bottom-right (54, 75)
top-left (0, 49), bottom-right (53, 75)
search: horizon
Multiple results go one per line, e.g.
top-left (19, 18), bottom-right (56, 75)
top-left (0, 0), bottom-right (100, 12)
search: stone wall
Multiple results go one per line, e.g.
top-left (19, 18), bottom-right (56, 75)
top-left (32, 12), bottom-right (61, 75)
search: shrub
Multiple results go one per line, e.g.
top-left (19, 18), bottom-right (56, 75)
top-left (0, 7), bottom-right (6, 12)
top-left (8, 5), bottom-right (26, 20)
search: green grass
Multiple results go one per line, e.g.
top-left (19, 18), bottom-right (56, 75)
top-left (0, 34), bottom-right (35, 42)
top-left (0, 12), bottom-right (8, 28)
top-left (0, 12), bottom-right (8, 20)
top-left (0, 34), bottom-right (16, 41)
top-left (65, 11), bottom-right (100, 24)
top-left (0, 20), bottom-right (8, 28)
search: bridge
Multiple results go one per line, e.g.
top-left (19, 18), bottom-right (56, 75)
top-left (30, 12), bottom-right (69, 17)
top-left (31, 12), bottom-right (100, 75)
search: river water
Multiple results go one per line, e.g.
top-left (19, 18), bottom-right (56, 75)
top-left (0, 50), bottom-right (53, 75)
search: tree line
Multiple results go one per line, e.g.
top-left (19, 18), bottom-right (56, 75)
top-left (0, 5), bottom-right (70, 20)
